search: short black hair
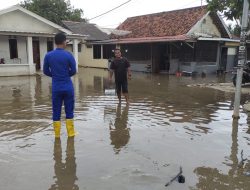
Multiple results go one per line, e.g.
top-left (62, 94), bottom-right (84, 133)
top-left (114, 48), bottom-right (120, 51)
top-left (55, 32), bottom-right (66, 45)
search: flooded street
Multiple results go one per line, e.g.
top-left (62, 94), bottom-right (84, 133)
top-left (1, 68), bottom-right (250, 190)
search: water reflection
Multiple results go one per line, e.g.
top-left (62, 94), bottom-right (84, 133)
top-left (35, 75), bottom-right (42, 97)
top-left (11, 87), bottom-right (22, 110)
top-left (194, 120), bottom-right (250, 189)
top-left (49, 138), bottom-right (78, 190)
top-left (109, 104), bottom-right (130, 154)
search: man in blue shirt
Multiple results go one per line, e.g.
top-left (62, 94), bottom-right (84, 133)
top-left (43, 32), bottom-right (77, 138)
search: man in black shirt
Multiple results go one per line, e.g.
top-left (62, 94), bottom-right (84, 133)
top-left (109, 49), bottom-right (131, 104)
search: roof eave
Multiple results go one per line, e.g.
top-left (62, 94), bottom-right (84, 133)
top-left (0, 30), bottom-right (86, 39)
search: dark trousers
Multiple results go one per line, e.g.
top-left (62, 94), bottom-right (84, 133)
top-left (52, 90), bottom-right (74, 121)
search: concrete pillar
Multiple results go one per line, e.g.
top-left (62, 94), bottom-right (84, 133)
top-left (73, 39), bottom-right (79, 72)
top-left (216, 43), bottom-right (221, 70)
top-left (27, 36), bottom-right (35, 74)
top-left (101, 44), bottom-right (103, 59)
top-left (39, 37), bottom-right (47, 71)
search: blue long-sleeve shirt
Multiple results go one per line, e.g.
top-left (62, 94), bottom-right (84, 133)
top-left (43, 48), bottom-right (76, 92)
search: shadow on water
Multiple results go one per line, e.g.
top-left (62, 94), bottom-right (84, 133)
top-left (49, 137), bottom-right (79, 190)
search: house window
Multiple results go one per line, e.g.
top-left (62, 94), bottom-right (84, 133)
top-left (103, 45), bottom-right (116, 59)
top-left (47, 41), bottom-right (54, 52)
top-left (171, 45), bottom-right (179, 59)
top-left (121, 44), bottom-right (151, 61)
top-left (247, 46), bottom-right (250, 60)
top-left (78, 44), bottom-right (82, 52)
top-left (180, 43), bottom-right (195, 62)
top-left (9, 39), bottom-right (18, 59)
top-left (196, 41), bottom-right (217, 62)
top-left (93, 45), bottom-right (101, 59)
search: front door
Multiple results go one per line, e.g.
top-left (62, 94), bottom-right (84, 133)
top-left (33, 40), bottom-right (40, 70)
top-left (159, 44), bottom-right (170, 72)
top-left (219, 47), bottom-right (228, 71)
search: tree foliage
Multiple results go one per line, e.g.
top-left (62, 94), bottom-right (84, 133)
top-left (20, 0), bottom-right (85, 25)
top-left (206, 0), bottom-right (250, 35)
top-left (228, 24), bottom-right (241, 36)
top-left (206, 0), bottom-right (246, 22)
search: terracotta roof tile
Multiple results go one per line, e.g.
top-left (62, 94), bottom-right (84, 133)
top-left (116, 6), bottom-right (208, 38)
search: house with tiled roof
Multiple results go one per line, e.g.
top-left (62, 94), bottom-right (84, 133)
top-left (98, 5), bottom-right (239, 74)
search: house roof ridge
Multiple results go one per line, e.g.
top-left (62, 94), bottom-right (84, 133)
top-left (63, 20), bottom-right (109, 41)
top-left (63, 20), bottom-right (97, 26)
top-left (126, 5), bottom-right (208, 19)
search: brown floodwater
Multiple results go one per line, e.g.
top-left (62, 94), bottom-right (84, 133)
top-left (0, 68), bottom-right (250, 190)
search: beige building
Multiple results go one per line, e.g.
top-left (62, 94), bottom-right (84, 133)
top-left (63, 21), bottom-right (115, 69)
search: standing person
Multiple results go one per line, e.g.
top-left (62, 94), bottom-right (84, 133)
top-left (43, 32), bottom-right (77, 138)
top-left (109, 49), bottom-right (131, 104)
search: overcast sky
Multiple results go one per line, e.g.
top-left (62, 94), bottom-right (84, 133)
top-left (1, 0), bottom-right (209, 27)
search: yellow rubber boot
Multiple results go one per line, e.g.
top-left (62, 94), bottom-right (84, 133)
top-left (66, 119), bottom-right (77, 137)
top-left (53, 121), bottom-right (61, 138)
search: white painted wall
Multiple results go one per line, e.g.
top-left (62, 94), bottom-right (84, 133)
top-left (0, 64), bottom-right (35, 76)
top-left (0, 10), bottom-right (58, 34)
top-left (0, 35), bottom-right (9, 59)
top-left (0, 35), bottom-right (28, 64)
top-left (17, 36), bottom-right (28, 64)
top-left (188, 15), bottom-right (221, 37)
top-left (39, 37), bottom-right (47, 70)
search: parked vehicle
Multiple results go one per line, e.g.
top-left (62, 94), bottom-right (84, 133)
top-left (232, 61), bottom-right (250, 86)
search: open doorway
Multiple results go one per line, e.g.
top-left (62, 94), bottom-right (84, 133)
top-left (219, 47), bottom-right (228, 72)
top-left (159, 44), bottom-right (170, 72)
top-left (33, 40), bottom-right (40, 70)
top-left (9, 39), bottom-right (18, 59)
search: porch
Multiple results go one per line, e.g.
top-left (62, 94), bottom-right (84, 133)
top-left (118, 39), bottom-right (238, 75)
top-left (0, 32), bottom-right (82, 77)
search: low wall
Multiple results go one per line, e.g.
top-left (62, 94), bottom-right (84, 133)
top-left (130, 60), bottom-right (151, 72)
top-left (0, 64), bottom-right (36, 76)
top-left (180, 62), bottom-right (217, 74)
top-left (80, 59), bottom-right (108, 69)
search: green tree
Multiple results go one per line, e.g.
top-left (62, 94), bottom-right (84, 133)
top-left (206, 0), bottom-right (243, 22)
top-left (228, 24), bottom-right (241, 36)
top-left (20, 0), bottom-right (85, 25)
top-left (206, 0), bottom-right (250, 35)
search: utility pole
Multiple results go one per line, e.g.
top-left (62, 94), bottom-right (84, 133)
top-left (233, 0), bottom-right (249, 119)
